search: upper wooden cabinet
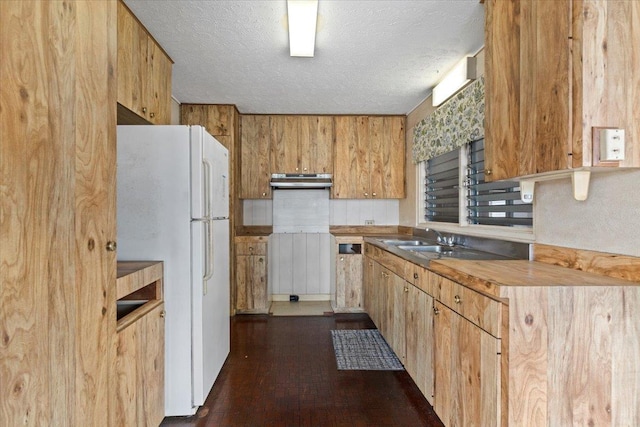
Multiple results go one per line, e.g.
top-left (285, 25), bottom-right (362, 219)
top-left (485, 0), bottom-right (640, 182)
top-left (117, 0), bottom-right (172, 125)
top-left (270, 115), bottom-right (334, 174)
top-left (181, 104), bottom-right (236, 141)
top-left (333, 116), bottom-right (405, 199)
top-left (240, 115), bottom-right (272, 199)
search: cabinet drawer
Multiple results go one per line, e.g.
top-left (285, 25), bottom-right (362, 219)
top-left (364, 244), bottom-right (406, 278)
top-left (409, 263), bottom-right (435, 297)
top-left (433, 274), bottom-right (502, 338)
top-left (236, 242), bottom-right (266, 256)
top-left (458, 286), bottom-right (502, 338)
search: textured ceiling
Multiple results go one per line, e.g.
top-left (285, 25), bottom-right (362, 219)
top-left (123, 0), bottom-right (485, 115)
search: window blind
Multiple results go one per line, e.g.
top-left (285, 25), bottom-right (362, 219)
top-left (424, 149), bottom-right (460, 223)
top-left (466, 139), bottom-right (533, 227)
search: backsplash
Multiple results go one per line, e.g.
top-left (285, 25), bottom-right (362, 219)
top-left (243, 199), bottom-right (400, 226)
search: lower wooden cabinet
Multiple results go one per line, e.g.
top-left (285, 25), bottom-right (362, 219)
top-left (334, 251), bottom-right (364, 312)
top-left (235, 236), bottom-right (269, 313)
top-left (405, 283), bottom-right (435, 404)
top-left (116, 302), bottom-right (165, 427)
top-left (364, 246), bottom-right (500, 426)
top-left (433, 301), bottom-right (500, 427)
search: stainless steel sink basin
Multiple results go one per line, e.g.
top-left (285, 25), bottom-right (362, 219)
top-left (382, 239), bottom-right (430, 246)
top-left (397, 245), bottom-right (444, 253)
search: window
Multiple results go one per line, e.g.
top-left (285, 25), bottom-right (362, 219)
top-left (423, 139), bottom-right (533, 228)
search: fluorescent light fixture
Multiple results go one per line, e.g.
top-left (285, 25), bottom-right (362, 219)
top-left (432, 56), bottom-right (478, 107)
top-left (287, 0), bottom-right (318, 57)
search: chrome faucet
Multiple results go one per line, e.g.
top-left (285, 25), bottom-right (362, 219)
top-left (427, 228), bottom-right (455, 247)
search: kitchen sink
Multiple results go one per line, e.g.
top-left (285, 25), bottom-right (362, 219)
top-left (381, 239), bottom-right (431, 246)
top-left (397, 245), bottom-right (445, 253)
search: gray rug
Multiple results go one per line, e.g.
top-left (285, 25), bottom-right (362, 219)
top-left (330, 329), bottom-right (404, 371)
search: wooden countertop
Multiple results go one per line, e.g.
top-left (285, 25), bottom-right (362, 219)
top-left (117, 261), bottom-right (163, 300)
top-left (429, 259), bottom-right (640, 300)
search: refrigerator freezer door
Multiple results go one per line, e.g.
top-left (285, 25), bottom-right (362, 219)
top-left (202, 131), bottom-right (229, 219)
top-left (190, 125), bottom-right (208, 220)
top-left (192, 218), bottom-right (230, 406)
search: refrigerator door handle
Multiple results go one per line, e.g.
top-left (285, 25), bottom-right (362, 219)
top-left (203, 220), bottom-right (215, 284)
top-left (202, 159), bottom-right (213, 219)
top-left (222, 174), bottom-right (227, 201)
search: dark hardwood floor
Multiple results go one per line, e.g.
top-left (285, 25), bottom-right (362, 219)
top-left (161, 313), bottom-right (444, 427)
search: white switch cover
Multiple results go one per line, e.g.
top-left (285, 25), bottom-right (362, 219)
top-left (599, 129), bottom-right (625, 161)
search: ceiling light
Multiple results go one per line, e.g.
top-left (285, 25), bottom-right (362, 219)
top-left (432, 56), bottom-right (478, 107)
top-left (287, 0), bottom-right (318, 57)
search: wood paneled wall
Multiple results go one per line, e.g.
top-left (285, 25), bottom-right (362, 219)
top-left (1, 1), bottom-right (117, 425)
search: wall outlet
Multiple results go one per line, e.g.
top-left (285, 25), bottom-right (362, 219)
top-left (365, 219), bottom-right (375, 225)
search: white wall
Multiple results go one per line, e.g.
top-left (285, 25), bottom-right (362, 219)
top-left (535, 170), bottom-right (640, 256)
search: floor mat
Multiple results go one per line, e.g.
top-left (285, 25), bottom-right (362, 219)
top-left (330, 329), bottom-right (404, 371)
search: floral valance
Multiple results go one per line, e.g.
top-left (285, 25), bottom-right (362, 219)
top-left (412, 76), bottom-right (485, 163)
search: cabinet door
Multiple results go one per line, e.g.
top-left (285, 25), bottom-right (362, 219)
top-left (117, 0), bottom-right (136, 111)
top-left (363, 256), bottom-right (376, 317)
top-left (116, 303), bottom-right (165, 427)
top-left (138, 303), bottom-right (165, 427)
top-left (235, 255), bottom-right (268, 312)
top-left (270, 115), bottom-right (300, 173)
top-left (240, 115), bottom-right (271, 199)
top-left (335, 253), bottom-right (363, 309)
top-left (333, 116), bottom-right (370, 198)
top-left (146, 38), bottom-right (172, 125)
top-left (369, 116), bottom-right (405, 198)
top-left (405, 285), bottom-right (435, 404)
top-left (434, 301), bottom-right (500, 427)
top-left (301, 115), bottom-right (333, 173)
top-left (485, 0), bottom-right (571, 180)
top-left (433, 301), bottom-right (453, 425)
top-left (389, 274), bottom-right (407, 363)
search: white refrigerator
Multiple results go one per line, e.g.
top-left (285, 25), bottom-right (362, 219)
top-left (116, 125), bottom-right (230, 416)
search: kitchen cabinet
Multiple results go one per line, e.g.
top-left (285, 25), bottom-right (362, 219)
top-left (363, 257), bottom-right (377, 320)
top-left (270, 115), bottom-right (334, 174)
top-left (239, 115), bottom-right (272, 199)
top-left (115, 261), bottom-right (165, 427)
top-left (333, 115), bottom-right (405, 199)
top-left (1, 1), bottom-right (117, 425)
top-left (364, 244), bottom-right (500, 425)
top-left (181, 104), bottom-right (237, 141)
top-left (404, 264), bottom-right (435, 404)
top-left (117, 0), bottom-right (172, 125)
top-left (433, 300), bottom-right (500, 427)
top-left (240, 115), bottom-right (271, 199)
top-left (333, 239), bottom-right (364, 312)
top-left (235, 236), bottom-right (269, 313)
top-left (484, 0), bottom-right (640, 182)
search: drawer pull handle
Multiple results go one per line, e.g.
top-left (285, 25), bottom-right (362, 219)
top-left (160, 310), bottom-right (166, 318)
top-left (433, 307), bottom-right (440, 315)
top-left (404, 287), bottom-right (409, 293)
top-left (454, 295), bottom-right (462, 304)
top-left (413, 272), bottom-right (418, 280)
top-left (249, 246), bottom-right (254, 251)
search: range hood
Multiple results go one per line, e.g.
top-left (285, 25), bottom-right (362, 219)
top-left (270, 173), bottom-right (332, 189)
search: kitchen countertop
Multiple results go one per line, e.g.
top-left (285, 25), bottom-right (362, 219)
top-left (363, 237), bottom-right (640, 301)
top-left (429, 259), bottom-right (639, 300)
top-left (116, 260), bottom-right (163, 300)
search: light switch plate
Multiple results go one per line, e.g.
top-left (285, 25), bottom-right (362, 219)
top-left (599, 128), bottom-right (625, 161)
